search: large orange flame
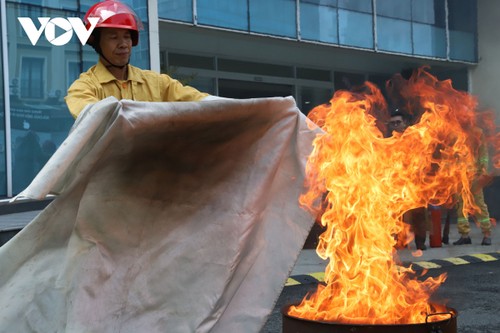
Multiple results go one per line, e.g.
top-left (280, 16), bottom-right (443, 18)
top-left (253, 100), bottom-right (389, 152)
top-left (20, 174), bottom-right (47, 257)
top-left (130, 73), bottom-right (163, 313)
top-left (289, 68), bottom-right (497, 324)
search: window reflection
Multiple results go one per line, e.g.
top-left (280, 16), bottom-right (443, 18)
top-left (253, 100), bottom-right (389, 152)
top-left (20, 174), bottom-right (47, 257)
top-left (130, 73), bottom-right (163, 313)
top-left (197, 0), bottom-right (248, 31)
top-left (412, 0), bottom-right (445, 25)
top-left (158, 0), bottom-right (193, 22)
top-left (338, 0), bottom-right (371, 13)
top-left (377, 17), bottom-right (412, 54)
top-left (299, 86), bottom-right (332, 116)
top-left (155, 0), bottom-right (475, 63)
top-left (300, 0), bottom-right (338, 44)
top-left (412, 0), bottom-right (446, 58)
top-left (413, 23), bottom-right (446, 58)
top-left (249, 0), bottom-right (296, 38)
top-left (376, 0), bottom-right (411, 20)
top-left (0, 4), bottom-right (5, 196)
top-left (376, 0), bottom-right (447, 59)
top-left (6, 0), bottom-right (148, 195)
top-left (334, 71), bottom-right (365, 91)
top-left (339, 9), bottom-right (373, 49)
top-left (448, 0), bottom-right (477, 61)
top-left (20, 58), bottom-right (44, 99)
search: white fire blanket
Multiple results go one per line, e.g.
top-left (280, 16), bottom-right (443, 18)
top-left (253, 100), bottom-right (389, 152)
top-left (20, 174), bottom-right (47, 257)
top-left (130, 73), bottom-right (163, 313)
top-left (0, 97), bottom-right (319, 332)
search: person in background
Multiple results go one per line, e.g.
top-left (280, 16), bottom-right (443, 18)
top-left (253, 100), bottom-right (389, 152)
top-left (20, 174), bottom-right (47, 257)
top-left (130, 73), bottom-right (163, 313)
top-left (386, 108), bottom-right (410, 137)
top-left (387, 107), bottom-right (428, 251)
top-left (65, 0), bottom-right (214, 119)
top-left (453, 126), bottom-right (493, 246)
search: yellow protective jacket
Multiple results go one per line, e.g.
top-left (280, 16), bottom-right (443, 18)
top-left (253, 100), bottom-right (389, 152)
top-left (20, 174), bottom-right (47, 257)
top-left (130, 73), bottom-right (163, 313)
top-left (65, 60), bottom-right (209, 118)
top-left (473, 127), bottom-right (489, 175)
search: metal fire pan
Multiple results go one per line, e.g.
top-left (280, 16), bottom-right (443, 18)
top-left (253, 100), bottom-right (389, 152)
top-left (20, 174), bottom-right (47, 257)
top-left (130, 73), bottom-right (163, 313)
top-left (282, 304), bottom-right (457, 333)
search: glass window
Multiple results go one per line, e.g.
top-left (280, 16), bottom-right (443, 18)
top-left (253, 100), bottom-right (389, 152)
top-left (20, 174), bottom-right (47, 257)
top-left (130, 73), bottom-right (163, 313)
top-left (410, 0), bottom-right (446, 58)
top-left (376, 0), bottom-right (411, 20)
top-left (367, 73), bottom-right (391, 91)
top-left (188, 77), bottom-right (215, 96)
top-left (218, 58), bottom-right (294, 78)
top-left (68, 62), bottom-right (80, 87)
top-left (448, 0), bottom-right (476, 33)
top-left (448, 0), bottom-right (477, 62)
top-left (334, 71), bottom-right (365, 90)
top-left (297, 67), bottom-right (331, 82)
top-left (16, 1), bottom-right (149, 69)
top-left (218, 79), bottom-right (293, 99)
top-left (197, 0), bottom-right (248, 31)
top-left (376, 0), bottom-right (447, 58)
top-left (413, 23), bottom-right (446, 58)
top-left (67, 60), bottom-right (94, 87)
top-left (304, 0), bottom-right (337, 5)
top-left (15, 0), bottom-right (145, 15)
top-left (168, 53), bottom-right (215, 70)
top-left (432, 68), bottom-right (468, 91)
top-left (16, 0), bottom-right (143, 16)
top-left (79, 0), bottom-right (96, 13)
top-left (249, 0), bottom-right (297, 38)
top-left (20, 58), bottom-right (44, 99)
top-left (129, 0), bottom-right (148, 23)
top-left (412, 0), bottom-right (445, 25)
top-left (0, 6), bottom-right (6, 196)
top-left (449, 30), bottom-right (476, 62)
top-left (6, 3), bottom-right (85, 194)
top-left (158, 0), bottom-right (193, 23)
top-left (376, 17), bottom-right (412, 54)
top-left (299, 86), bottom-right (333, 115)
top-left (162, 57), bottom-right (215, 95)
top-left (338, 9), bottom-right (373, 49)
top-left (300, 0), bottom-right (338, 44)
top-left (17, 0), bottom-right (42, 5)
top-left (131, 24), bottom-right (150, 70)
top-left (338, 0), bottom-right (371, 13)
top-left (6, 1), bottom-right (150, 195)
top-left (19, 3), bottom-right (42, 20)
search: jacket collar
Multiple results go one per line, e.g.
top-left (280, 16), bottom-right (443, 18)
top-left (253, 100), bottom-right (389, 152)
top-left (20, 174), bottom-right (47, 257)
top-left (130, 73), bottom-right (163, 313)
top-left (95, 60), bottom-right (145, 84)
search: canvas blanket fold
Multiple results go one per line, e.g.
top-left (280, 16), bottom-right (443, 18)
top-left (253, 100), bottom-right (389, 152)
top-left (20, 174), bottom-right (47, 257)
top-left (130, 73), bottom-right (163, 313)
top-left (0, 96), bottom-right (319, 333)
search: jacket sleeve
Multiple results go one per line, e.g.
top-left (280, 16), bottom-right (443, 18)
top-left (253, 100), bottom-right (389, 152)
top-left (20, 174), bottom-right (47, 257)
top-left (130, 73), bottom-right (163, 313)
top-left (160, 74), bottom-right (209, 102)
top-left (65, 79), bottom-right (100, 119)
top-left (477, 141), bottom-right (489, 174)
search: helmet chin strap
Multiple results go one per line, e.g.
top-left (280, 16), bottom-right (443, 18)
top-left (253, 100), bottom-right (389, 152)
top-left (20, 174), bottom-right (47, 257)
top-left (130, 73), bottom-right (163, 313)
top-left (99, 52), bottom-right (129, 69)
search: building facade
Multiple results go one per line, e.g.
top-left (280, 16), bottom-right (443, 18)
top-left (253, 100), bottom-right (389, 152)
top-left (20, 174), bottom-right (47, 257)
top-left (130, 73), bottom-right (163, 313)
top-left (0, 0), bottom-right (498, 199)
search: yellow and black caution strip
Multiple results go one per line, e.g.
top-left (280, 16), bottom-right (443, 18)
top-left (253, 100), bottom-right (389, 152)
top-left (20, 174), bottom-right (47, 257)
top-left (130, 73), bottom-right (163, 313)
top-left (285, 251), bottom-right (500, 287)
top-left (411, 251), bottom-right (500, 270)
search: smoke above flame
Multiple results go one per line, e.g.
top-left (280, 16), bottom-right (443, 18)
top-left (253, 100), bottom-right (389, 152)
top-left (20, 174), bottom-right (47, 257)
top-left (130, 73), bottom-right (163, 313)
top-left (288, 67), bottom-right (498, 324)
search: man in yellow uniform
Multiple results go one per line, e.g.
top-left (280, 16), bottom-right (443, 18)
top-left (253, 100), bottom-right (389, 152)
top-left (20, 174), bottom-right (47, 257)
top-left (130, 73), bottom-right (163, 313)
top-left (65, 0), bottom-right (210, 118)
top-left (453, 127), bottom-right (493, 246)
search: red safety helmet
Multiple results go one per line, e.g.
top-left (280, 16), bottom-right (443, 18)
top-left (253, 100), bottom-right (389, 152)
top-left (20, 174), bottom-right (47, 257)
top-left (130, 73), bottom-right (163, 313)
top-left (84, 0), bottom-right (143, 46)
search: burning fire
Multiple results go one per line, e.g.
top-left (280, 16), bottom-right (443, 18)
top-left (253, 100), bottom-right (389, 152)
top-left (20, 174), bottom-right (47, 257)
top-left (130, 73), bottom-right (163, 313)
top-left (289, 68), bottom-right (498, 324)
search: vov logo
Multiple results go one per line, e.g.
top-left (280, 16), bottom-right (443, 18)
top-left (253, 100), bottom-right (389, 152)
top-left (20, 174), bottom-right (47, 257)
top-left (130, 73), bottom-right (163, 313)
top-left (18, 17), bottom-right (99, 46)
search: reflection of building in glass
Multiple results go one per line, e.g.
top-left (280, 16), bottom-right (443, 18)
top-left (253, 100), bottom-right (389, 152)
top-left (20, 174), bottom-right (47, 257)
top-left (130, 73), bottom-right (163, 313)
top-left (0, 0), bottom-right (499, 201)
top-left (0, 0), bottom-right (148, 198)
